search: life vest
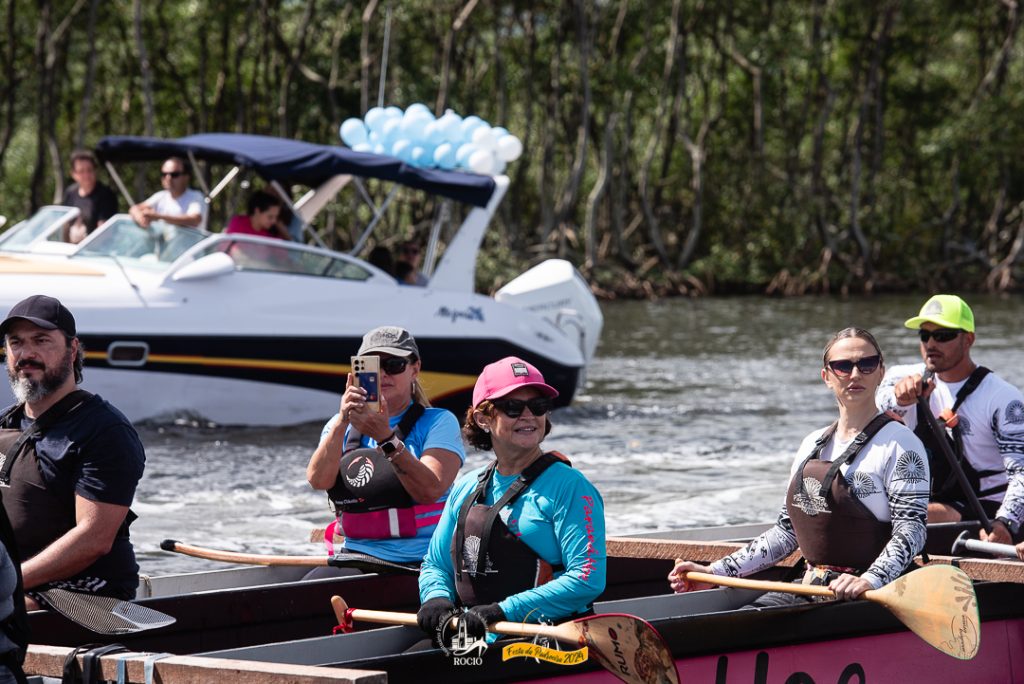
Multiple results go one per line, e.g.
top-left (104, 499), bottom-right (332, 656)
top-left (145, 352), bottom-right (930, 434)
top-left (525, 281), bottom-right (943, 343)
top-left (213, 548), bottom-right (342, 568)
top-left (452, 452), bottom-right (569, 607)
top-left (326, 403), bottom-right (444, 540)
top-left (787, 414), bottom-right (894, 571)
top-left (914, 366), bottom-right (1005, 504)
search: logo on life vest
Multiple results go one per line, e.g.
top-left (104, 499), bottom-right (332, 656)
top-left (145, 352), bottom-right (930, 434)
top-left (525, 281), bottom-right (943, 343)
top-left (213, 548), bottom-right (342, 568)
top-left (793, 477), bottom-right (829, 515)
top-left (344, 455), bottom-right (374, 489)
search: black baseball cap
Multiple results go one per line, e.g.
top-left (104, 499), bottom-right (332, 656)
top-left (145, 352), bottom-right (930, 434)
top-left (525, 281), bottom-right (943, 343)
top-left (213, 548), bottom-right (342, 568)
top-left (0, 295), bottom-right (77, 338)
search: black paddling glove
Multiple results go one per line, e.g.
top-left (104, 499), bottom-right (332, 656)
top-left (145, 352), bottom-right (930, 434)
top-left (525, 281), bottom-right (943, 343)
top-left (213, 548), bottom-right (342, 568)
top-left (462, 603), bottom-right (506, 640)
top-left (416, 597), bottom-right (455, 635)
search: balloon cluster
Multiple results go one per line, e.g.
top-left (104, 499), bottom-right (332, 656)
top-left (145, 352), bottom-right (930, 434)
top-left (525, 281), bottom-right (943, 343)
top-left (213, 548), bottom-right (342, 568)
top-left (339, 103), bottom-right (523, 176)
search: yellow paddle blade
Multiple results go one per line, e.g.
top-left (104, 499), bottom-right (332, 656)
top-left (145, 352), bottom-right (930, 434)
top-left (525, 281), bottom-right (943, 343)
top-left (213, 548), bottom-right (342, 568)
top-left (866, 564), bottom-right (980, 659)
top-left (572, 614), bottom-right (679, 684)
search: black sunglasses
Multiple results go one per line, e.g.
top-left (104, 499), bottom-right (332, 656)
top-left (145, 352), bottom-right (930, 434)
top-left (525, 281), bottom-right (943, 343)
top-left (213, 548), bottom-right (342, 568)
top-left (161, 171), bottom-right (185, 178)
top-left (826, 355), bottom-right (881, 377)
top-left (918, 329), bottom-right (961, 344)
top-left (491, 396), bottom-right (553, 418)
top-left (380, 357), bottom-right (410, 375)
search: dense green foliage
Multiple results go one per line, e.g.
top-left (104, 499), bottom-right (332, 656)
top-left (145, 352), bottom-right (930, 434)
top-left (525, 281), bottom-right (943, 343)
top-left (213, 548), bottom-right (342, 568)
top-left (1, 1), bottom-right (1023, 296)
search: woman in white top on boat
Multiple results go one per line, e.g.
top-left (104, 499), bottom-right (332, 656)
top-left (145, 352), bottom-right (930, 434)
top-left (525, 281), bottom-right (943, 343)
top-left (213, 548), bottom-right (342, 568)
top-left (670, 327), bottom-right (930, 603)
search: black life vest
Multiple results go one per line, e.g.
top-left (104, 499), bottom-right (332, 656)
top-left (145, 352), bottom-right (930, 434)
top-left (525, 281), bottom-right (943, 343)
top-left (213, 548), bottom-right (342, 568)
top-left (787, 414), bottom-right (895, 571)
top-left (914, 366), bottom-right (1005, 503)
top-left (326, 404), bottom-right (443, 539)
top-left (452, 452), bottom-right (569, 607)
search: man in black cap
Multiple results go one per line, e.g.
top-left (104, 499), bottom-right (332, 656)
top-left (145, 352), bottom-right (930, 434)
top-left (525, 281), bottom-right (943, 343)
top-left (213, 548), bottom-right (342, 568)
top-left (0, 295), bottom-right (145, 609)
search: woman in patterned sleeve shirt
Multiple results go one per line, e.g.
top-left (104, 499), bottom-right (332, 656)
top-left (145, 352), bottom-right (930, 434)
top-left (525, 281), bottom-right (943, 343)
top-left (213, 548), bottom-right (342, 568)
top-left (669, 328), bottom-right (929, 605)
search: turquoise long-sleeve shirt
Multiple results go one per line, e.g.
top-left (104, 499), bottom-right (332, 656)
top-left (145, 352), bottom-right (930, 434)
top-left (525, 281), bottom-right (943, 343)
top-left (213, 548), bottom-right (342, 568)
top-left (419, 459), bottom-right (607, 624)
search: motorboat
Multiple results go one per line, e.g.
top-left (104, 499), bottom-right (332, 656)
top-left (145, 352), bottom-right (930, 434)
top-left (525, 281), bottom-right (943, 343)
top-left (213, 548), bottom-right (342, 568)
top-left (0, 134), bottom-right (603, 426)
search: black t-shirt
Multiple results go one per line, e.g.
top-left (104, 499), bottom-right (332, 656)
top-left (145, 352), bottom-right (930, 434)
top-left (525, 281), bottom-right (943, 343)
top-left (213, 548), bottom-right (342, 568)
top-left (7, 395), bottom-right (145, 597)
top-left (61, 182), bottom-right (119, 231)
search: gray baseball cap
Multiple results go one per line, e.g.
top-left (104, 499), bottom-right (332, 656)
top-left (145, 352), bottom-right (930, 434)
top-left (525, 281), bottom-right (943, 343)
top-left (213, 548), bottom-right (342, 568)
top-left (357, 326), bottom-right (420, 358)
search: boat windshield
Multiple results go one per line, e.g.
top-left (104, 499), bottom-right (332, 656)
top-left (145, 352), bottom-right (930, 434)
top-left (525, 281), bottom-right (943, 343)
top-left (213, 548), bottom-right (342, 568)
top-left (198, 237), bottom-right (375, 281)
top-left (74, 217), bottom-right (209, 269)
top-left (0, 206), bottom-right (79, 250)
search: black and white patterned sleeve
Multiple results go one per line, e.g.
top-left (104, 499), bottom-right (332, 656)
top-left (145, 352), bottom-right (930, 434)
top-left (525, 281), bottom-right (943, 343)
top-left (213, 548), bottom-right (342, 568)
top-left (877, 366), bottom-right (912, 421)
top-left (863, 444), bottom-right (929, 588)
top-left (994, 399), bottom-right (1024, 526)
top-left (710, 505), bottom-right (799, 578)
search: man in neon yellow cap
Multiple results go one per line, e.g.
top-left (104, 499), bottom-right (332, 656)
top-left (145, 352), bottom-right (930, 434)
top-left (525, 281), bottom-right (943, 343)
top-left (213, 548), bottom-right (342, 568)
top-left (877, 294), bottom-right (1024, 545)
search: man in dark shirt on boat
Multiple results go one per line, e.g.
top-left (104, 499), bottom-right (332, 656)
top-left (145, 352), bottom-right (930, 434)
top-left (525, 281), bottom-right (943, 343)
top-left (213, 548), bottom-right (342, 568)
top-left (0, 295), bottom-right (146, 609)
top-left (59, 149), bottom-right (119, 243)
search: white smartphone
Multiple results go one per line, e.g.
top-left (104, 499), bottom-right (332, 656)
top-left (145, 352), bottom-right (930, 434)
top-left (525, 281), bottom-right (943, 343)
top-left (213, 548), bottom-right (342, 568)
top-left (351, 355), bottom-right (381, 413)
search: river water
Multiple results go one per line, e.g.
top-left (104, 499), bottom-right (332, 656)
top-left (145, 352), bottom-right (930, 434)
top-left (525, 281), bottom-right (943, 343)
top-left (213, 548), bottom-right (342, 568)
top-left (132, 294), bottom-right (1024, 576)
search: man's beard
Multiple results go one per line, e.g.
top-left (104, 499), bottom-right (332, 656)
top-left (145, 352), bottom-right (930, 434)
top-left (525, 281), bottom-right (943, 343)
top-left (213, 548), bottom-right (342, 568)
top-left (7, 348), bottom-right (75, 404)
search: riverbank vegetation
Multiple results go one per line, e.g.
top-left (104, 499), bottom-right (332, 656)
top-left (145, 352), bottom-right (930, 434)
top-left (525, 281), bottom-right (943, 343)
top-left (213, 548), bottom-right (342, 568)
top-left (1, 2), bottom-right (1022, 297)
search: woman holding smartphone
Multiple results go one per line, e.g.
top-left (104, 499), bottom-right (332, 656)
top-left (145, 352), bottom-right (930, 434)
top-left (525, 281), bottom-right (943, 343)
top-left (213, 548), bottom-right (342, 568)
top-left (415, 356), bottom-right (606, 643)
top-left (669, 328), bottom-right (929, 604)
top-left (306, 326), bottom-right (464, 573)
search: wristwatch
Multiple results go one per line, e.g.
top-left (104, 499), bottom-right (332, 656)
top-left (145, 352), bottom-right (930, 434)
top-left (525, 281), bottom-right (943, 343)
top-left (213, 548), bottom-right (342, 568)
top-left (378, 432), bottom-right (402, 457)
top-left (995, 516), bottom-right (1021, 536)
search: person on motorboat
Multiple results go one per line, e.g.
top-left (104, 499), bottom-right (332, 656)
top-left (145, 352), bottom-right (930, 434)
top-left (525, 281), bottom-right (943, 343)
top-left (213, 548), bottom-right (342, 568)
top-left (225, 190), bottom-right (291, 241)
top-left (877, 294), bottom-right (1024, 545)
top-left (306, 326), bottom-right (464, 574)
top-left (395, 239), bottom-right (428, 286)
top-left (128, 156), bottom-right (208, 230)
top-left (670, 328), bottom-right (928, 604)
top-left (59, 149), bottom-right (118, 242)
top-left (416, 357), bottom-right (606, 644)
top-left (0, 295), bottom-right (146, 609)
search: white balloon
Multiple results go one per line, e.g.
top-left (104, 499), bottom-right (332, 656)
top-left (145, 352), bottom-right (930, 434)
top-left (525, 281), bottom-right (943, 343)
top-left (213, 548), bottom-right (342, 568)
top-left (492, 126), bottom-right (510, 139)
top-left (468, 149), bottom-right (497, 175)
top-left (459, 116), bottom-right (485, 140)
top-left (471, 126), bottom-right (498, 151)
top-left (496, 134), bottom-right (523, 162)
top-left (493, 158), bottom-right (507, 175)
top-left (373, 143), bottom-right (385, 155)
top-left (384, 105), bottom-right (403, 120)
top-left (405, 102), bottom-right (433, 118)
top-left (352, 142), bottom-right (373, 153)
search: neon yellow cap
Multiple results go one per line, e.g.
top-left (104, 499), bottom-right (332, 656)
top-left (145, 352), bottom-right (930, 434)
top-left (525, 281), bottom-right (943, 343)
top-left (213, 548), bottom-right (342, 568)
top-left (904, 294), bottom-right (975, 332)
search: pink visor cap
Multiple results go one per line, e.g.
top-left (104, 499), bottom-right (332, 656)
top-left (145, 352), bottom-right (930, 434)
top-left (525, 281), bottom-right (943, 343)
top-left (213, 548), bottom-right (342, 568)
top-left (472, 356), bottom-right (559, 408)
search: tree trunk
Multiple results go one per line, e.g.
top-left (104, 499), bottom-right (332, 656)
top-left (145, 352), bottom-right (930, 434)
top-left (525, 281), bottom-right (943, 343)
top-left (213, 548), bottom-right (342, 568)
top-left (435, 0), bottom-right (480, 113)
top-left (133, 0), bottom-right (155, 136)
top-left (74, 0), bottom-right (101, 149)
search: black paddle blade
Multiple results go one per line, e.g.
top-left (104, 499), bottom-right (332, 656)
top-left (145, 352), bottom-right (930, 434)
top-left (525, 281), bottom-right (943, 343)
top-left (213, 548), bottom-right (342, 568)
top-left (39, 588), bottom-right (176, 635)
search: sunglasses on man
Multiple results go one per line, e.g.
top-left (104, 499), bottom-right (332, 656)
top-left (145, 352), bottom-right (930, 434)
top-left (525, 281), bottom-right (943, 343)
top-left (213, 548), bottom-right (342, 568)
top-left (918, 329), bottom-right (960, 344)
top-left (826, 355), bottom-right (881, 378)
top-left (161, 171), bottom-right (185, 178)
top-left (491, 396), bottom-right (553, 418)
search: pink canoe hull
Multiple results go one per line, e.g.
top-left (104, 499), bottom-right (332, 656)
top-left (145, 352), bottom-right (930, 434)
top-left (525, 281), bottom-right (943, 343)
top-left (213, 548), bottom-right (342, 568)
top-left (530, 617), bottom-right (1024, 683)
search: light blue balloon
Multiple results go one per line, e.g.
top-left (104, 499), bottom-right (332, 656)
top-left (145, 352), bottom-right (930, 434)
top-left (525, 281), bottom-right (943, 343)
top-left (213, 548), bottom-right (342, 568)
top-left (384, 105), bottom-right (403, 120)
top-left (364, 107), bottom-right (387, 132)
top-left (368, 130), bottom-right (380, 144)
top-left (459, 116), bottom-right (484, 141)
top-left (423, 120), bottom-right (446, 146)
top-left (406, 102), bottom-right (433, 118)
top-left (455, 142), bottom-right (477, 168)
top-left (352, 142), bottom-right (373, 153)
top-left (373, 143), bottom-right (385, 155)
top-left (409, 146), bottom-right (429, 167)
top-left (381, 118), bottom-right (402, 146)
top-left (492, 126), bottom-right (510, 139)
top-left (339, 118), bottom-right (368, 147)
top-left (391, 139), bottom-right (412, 161)
top-left (399, 115), bottom-right (427, 140)
top-left (433, 143), bottom-right (456, 170)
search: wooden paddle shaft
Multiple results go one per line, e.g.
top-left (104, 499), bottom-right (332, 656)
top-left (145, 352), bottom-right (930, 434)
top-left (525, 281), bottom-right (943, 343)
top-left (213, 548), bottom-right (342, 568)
top-left (683, 571), bottom-right (843, 599)
top-left (329, 596), bottom-right (572, 641)
top-left (162, 540), bottom-right (327, 567)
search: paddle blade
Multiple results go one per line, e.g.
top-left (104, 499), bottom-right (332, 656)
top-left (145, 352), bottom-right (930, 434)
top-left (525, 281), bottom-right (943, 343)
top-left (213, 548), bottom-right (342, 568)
top-left (868, 565), bottom-right (980, 659)
top-left (40, 588), bottom-right (176, 635)
top-left (572, 613), bottom-right (679, 684)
